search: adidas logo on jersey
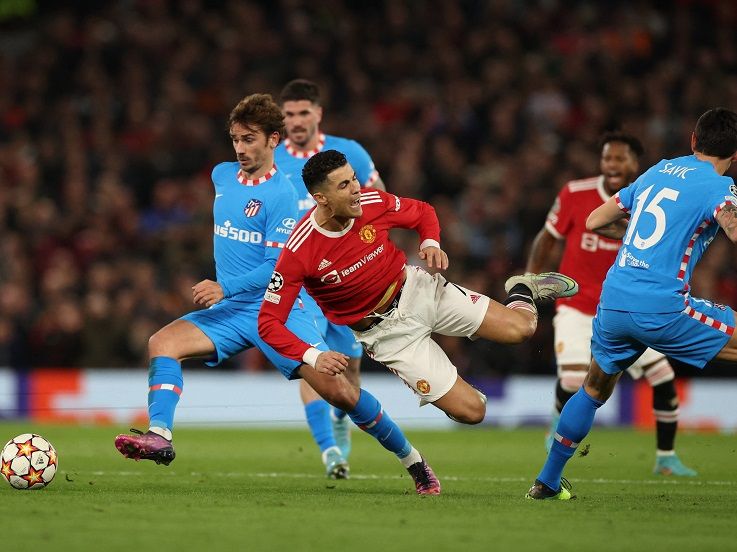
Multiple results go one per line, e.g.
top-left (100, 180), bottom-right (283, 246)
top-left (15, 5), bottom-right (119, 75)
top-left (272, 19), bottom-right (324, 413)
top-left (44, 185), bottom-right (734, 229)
top-left (318, 259), bottom-right (332, 270)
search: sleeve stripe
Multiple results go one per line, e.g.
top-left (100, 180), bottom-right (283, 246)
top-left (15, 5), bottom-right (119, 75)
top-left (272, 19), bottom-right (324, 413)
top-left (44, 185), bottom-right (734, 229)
top-left (614, 192), bottom-right (630, 213)
top-left (544, 221), bottom-right (563, 240)
top-left (714, 199), bottom-right (736, 219)
top-left (359, 198), bottom-right (383, 205)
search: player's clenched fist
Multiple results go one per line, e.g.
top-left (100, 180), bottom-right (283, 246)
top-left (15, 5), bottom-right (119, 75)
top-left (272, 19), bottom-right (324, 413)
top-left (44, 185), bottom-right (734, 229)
top-left (192, 279), bottom-right (225, 307)
top-left (314, 351), bottom-right (349, 375)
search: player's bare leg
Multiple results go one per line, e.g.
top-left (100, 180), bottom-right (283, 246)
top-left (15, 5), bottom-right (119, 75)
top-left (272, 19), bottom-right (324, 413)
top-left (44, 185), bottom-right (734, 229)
top-left (472, 272), bottom-right (579, 345)
top-left (473, 299), bottom-right (538, 344)
top-left (431, 376), bottom-right (487, 424)
top-left (115, 320), bottom-right (215, 465)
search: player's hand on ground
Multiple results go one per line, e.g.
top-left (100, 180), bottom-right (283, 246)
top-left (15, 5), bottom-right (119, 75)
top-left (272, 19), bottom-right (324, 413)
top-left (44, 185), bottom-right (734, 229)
top-left (419, 246), bottom-right (449, 270)
top-left (314, 351), bottom-right (349, 376)
top-left (192, 279), bottom-right (224, 307)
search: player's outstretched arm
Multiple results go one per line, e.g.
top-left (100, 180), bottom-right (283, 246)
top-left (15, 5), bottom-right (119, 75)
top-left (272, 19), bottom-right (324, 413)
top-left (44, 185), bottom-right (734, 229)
top-left (716, 203), bottom-right (737, 243)
top-left (526, 228), bottom-right (561, 273)
top-left (586, 196), bottom-right (628, 234)
top-left (591, 218), bottom-right (629, 240)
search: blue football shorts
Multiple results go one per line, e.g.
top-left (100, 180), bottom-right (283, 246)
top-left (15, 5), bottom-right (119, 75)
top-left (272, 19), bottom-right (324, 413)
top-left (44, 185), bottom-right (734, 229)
top-left (181, 298), bottom-right (327, 379)
top-left (591, 296), bottom-right (735, 375)
top-left (300, 293), bottom-right (363, 359)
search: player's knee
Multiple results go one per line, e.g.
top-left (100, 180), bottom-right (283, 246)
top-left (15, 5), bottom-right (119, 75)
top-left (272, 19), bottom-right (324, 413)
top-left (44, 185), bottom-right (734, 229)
top-left (148, 330), bottom-right (171, 358)
top-left (448, 392), bottom-right (487, 424)
top-left (466, 402), bottom-right (486, 424)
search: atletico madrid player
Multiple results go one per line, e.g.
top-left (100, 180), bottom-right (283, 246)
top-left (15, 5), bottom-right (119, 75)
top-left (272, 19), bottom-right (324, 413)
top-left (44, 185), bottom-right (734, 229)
top-left (526, 132), bottom-right (696, 476)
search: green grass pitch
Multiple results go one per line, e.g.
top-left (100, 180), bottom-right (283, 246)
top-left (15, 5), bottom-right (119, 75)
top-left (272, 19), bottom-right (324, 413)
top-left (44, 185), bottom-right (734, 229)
top-left (0, 422), bottom-right (734, 551)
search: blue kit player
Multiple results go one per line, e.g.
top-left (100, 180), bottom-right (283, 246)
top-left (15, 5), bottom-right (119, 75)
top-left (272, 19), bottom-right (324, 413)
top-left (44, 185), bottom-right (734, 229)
top-left (274, 79), bottom-right (386, 478)
top-left (114, 94), bottom-right (438, 495)
top-left (527, 107), bottom-right (737, 500)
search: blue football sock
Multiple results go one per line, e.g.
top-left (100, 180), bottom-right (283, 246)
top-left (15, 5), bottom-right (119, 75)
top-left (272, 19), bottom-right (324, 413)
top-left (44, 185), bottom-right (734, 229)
top-left (537, 388), bottom-right (604, 490)
top-left (304, 399), bottom-right (336, 453)
top-left (332, 406), bottom-right (348, 420)
top-left (348, 389), bottom-right (412, 459)
top-left (147, 356), bottom-right (183, 431)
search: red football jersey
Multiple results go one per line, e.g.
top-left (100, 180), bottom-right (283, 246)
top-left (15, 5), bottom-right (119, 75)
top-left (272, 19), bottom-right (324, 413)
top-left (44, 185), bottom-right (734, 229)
top-left (546, 175), bottom-right (622, 315)
top-left (258, 189), bottom-right (441, 361)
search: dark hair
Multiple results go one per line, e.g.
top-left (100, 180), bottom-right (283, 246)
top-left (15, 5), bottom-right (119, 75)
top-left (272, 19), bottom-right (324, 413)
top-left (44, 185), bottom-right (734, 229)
top-left (599, 131), bottom-right (644, 158)
top-left (302, 150), bottom-right (348, 193)
top-left (227, 93), bottom-right (285, 141)
top-left (694, 108), bottom-right (737, 158)
top-left (280, 79), bottom-right (321, 105)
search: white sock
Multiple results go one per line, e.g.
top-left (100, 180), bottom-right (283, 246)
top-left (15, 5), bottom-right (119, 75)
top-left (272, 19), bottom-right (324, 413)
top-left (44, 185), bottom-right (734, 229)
top-left (399, 447), bottom-right (422, 468)
top-left (321, 445), bottom-right (341, 465)
top-left (149, 426), bottom-right (172, 441)
top-left (656, 449), bottom-right (675, 457)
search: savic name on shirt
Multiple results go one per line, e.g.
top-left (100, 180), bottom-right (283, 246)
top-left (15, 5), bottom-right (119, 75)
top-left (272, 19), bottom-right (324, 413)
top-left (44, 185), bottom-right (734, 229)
top-left (600, 155), bottom-right (737, 313)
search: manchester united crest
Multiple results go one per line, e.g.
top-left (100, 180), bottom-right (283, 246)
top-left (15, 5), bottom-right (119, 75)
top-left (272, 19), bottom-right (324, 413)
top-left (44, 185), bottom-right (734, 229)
top-left (359, 224), bottom-right (376, 244)
top-left (416, 379), bottom-right (431, 394)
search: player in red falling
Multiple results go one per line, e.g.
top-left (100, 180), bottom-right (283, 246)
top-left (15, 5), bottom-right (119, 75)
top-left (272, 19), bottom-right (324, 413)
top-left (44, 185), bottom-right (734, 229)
top-left (258, 149), bottom-right (578, 429)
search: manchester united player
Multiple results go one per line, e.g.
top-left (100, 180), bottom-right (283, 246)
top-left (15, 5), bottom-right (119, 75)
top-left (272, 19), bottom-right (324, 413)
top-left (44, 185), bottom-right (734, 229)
top-left (526, 132), bottom-right (696, 476)
top-left (258, 149), bottom-right (579, 431)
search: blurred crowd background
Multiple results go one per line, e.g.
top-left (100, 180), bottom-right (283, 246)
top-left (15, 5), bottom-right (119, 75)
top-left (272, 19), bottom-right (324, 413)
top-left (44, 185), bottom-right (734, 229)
top-left (1, 0), bottom-right (736, 377)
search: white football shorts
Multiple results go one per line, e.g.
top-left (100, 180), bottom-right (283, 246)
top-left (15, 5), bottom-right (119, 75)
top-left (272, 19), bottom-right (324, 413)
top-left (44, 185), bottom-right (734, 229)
top-left (353, 265), bottom-right (490, 405)
top-left (553, 304), bottom-right (665, 379)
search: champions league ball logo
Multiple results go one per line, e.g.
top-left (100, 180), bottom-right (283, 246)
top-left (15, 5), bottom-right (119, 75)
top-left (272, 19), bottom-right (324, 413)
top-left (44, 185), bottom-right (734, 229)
top-left (268, 272), bottom-right (284, 292)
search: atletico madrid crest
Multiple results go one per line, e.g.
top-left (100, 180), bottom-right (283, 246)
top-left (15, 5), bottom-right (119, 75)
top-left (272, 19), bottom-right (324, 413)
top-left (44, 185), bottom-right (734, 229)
top-left (244, 199), bottom-right (263, 217)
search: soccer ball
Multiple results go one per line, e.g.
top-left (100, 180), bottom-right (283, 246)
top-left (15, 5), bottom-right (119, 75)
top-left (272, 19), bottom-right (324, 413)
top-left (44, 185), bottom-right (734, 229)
top-left (1, 433), bottom-right (58, 490)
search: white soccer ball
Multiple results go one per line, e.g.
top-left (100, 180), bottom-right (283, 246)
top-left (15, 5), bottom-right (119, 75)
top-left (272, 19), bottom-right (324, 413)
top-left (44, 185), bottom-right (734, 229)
top-left (1, 433), bottom-right (58, 490)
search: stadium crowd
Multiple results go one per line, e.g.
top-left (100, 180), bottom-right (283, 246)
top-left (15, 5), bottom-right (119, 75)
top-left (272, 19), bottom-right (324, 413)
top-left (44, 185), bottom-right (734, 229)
top-left (1, 0), bottom-right (736, 375)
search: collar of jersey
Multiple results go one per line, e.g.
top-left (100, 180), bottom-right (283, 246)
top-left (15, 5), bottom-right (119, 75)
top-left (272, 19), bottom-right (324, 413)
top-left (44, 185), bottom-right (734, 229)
top-left (237, 165), bottom-right (277, 186)
top-left (284, 133), bottom-right (326, 159)
top-left (309, 210), bottom-right (355, 237)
